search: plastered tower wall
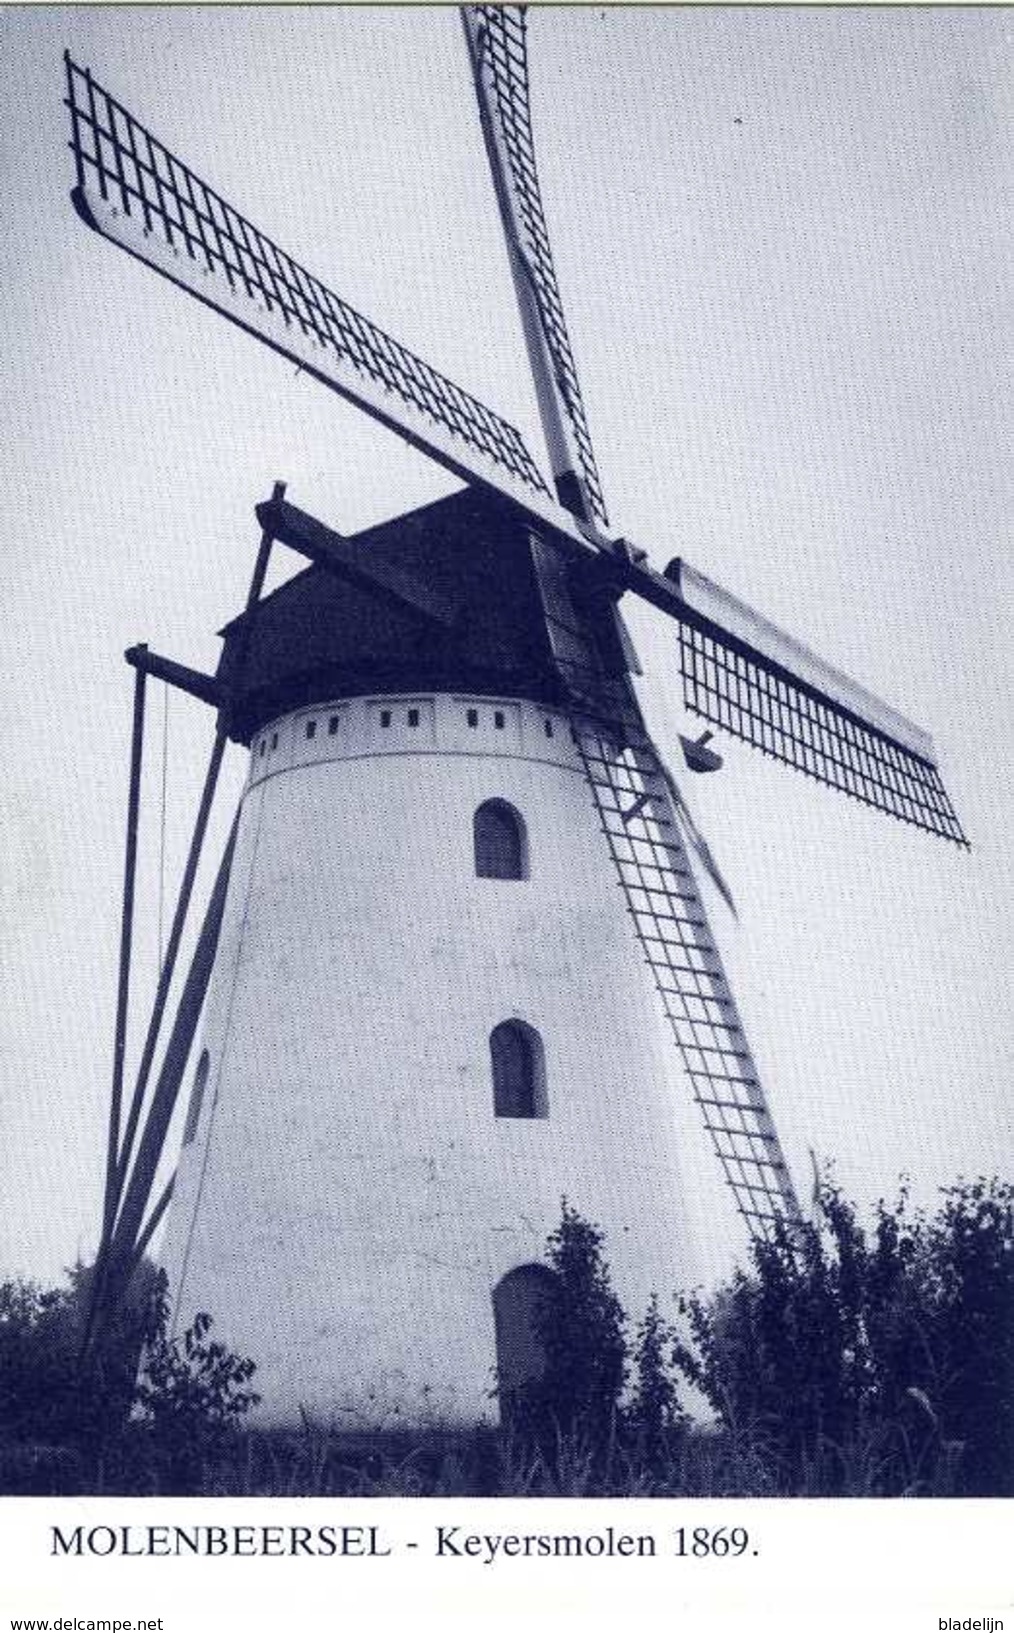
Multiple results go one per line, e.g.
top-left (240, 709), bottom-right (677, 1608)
top-left (160, 691), bottom-right (740, 1428)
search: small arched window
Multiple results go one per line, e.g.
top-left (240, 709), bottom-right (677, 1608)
top-left (474, 799), bottom-right (527, 880)
top-left (183, 1049), bottom-right (210, 1146)
top-left (491, 1020), bottom-right (546, 1119)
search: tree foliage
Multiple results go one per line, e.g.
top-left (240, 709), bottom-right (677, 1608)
top-left (133, 1273), bottom-right (260, 1491)
top-left (0, 1277), bottom-right (79, 1446)
top-left (510, 1198), bottom-right (627, 1454)
top-left (627, 1292), bottom-right (686, 1451)
top-left (0, 1262), bottom-right (259, 1493)
top-left (673, 1175), bottom-right (1013, 1496)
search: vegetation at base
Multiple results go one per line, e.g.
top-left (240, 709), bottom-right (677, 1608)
top-left (132, 1278), bottom-right (260, 1492)
top-left (673, 1174), bottom-right (1013, 1498)
top-left (510, 1199), bottom-right (630, 1446)
top-left (0, 1265), bottom-right (259, 1495)
top-left (0, 1175), bottom-right (1009, 1496)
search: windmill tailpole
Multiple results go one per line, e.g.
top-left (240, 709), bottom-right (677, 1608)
top-left (84, 816), bottom-right (238, 1359)
top-left (101, 652), bottom-right (147, 1256)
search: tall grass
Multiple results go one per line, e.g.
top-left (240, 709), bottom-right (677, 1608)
top-left (0, 1414), bottom-right (972, 1498)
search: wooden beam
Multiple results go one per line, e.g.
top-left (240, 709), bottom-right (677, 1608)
top-left (111, 728), bottom-right (227, 1215)
top-left (125, 645), bottom-right (223, 710)
top-left (255, 494), bottom-right (459, 629)
top-left (82, 731), bottom-right (229, 1357)
top-left (130, 1174), bottom-right (175, 1279)
top-left (86, 493), bottom-right (282, 1351)
top-left (101, 652), bottom-right (147, 1254)
top-left (98, 819), bottom-right (237, 1332)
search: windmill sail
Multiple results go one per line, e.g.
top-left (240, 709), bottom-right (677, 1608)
top-left (525, 529), bottom-right (799, 1233)
top-left (665, 558), bottom-right (969, 847)
top-left (63, 53), bottom-right (566, 530)
top-left (526, 512), bottom-right (968, 847)
top-left (462, 6), bottom-right (609, 528)
top-left (575, 716), bottom-right (800, 1236)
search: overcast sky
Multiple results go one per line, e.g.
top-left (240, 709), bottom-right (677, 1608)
top-left (1, 5), bottom-right (1011, 1286)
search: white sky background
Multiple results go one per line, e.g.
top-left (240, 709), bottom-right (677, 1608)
top-left (1, 4), bottom-right (1011, 1287)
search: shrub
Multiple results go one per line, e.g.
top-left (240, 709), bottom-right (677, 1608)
top-left (0, 1256), bottom-right (166, 1460)
top-left (2, 1174), bottom-right (1007, 1496)
top-left (0, 1261), bottom-right (260, 1494)
top-left (132, 1273), bottom-right (260, 1492)
top-left (672, 1175), bottom-right (1013, 1496)
top-left (534, 1199), bottom-right (627, 1439)
top-left (911, 1178), bottom-right (1012, 1495)
top-left (627, 1292), bottom-right (686, 1453)
top-left (0, 1278), bottom-right (80, 1445)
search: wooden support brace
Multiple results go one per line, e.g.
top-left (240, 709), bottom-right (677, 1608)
top-left (255, 493), bottom-right (459, 630)
top-left (101, 652), bottom-right (147, 1254)
top-left (95, 819), bottom-right (237, 1336)
top-left (111, 729), bottom-right (227, 1209)
top-left (125, 645), bottom-right (223, 710)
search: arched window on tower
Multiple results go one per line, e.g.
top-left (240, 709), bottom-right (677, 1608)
top-left (183, 1049), bottom-right (210, 1146)
top-left (490, 1020), bottom-right (547, 1119)
top-left (474, 799), bottom-right (527, 880)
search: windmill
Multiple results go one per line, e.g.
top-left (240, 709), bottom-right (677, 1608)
top-left (65, 9), bottom-right (967, 1424)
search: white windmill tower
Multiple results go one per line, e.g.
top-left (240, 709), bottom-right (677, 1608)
top-left (68, 9), bottom-right (967, 1427)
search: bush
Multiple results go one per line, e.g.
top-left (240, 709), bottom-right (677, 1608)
top-left (0, 1262), bottom-right (259, 1494)
top-left (672, 1175), bottom-right (1013, 1496)
top-left (131, 1273), bottom-right (260, 1492)
top-left (627, 1292), bottom-right (686, 1453)
top-left (527, 1198), bottom-right (628, 1449)
top-left (0, 1257), bottom-right (165, 1460)
top-left (906, 1178), bottom-right (1012, 1495)
top-left (0, 1278), bottom-right (80, 1445)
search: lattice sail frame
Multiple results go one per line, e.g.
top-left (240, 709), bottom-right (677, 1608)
top-left (677, 619), bottom-right (968, 846)
top-left (574, 714), bottom-right (801, 1237)
top-left (63, 53), bottom-right (554, 516)
top-left (465, 6), bottom-right (609, 528)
